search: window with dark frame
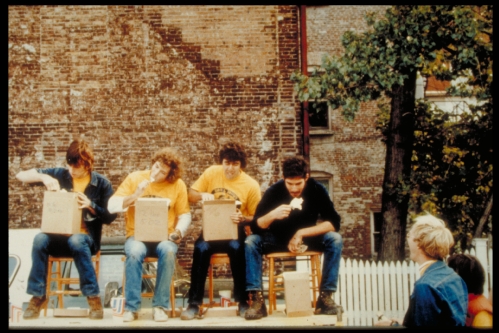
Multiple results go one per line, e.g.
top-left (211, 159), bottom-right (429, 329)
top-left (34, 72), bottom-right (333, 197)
top-left (372, 211), bottom-right (383, 259)
top-left (308, 101), bottom-right (329, 128)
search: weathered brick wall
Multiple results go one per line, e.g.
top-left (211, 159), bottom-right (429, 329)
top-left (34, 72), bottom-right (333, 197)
top-left (9, 5), bottom-right (393, 267)
top-left (8, 5), bottom-right (301, 275)
top-left (307, 6), bottom-right (390, 260)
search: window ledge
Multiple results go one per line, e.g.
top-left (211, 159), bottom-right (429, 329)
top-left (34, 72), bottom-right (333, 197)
top-left (310, 129), bottom-right (335, 136)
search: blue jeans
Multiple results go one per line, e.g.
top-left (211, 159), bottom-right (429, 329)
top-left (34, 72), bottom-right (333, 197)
top-left (187, 236), bottom-right (246, 305)
top-left (245, 231), bottom-right (343, 292)
top-left (27, 232), bottom-right (99, 297)
top-left (124, 236), bottom-right (177, 312)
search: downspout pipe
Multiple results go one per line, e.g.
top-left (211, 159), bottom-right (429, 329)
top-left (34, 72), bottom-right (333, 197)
top-left (299, 5), bottom-right (310, 161)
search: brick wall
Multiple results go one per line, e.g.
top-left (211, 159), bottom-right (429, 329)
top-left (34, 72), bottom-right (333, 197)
top-left (9, 5), bottom-right (392, 268)
top-left (8, 5), bottom-right (301, 275)
top-left (307, 6), bottom-right (389, 260)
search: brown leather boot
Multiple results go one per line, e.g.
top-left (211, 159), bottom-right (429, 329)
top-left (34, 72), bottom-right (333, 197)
top-left (244, 291), bottom-right (267, 320)
top-left (87, 296), bottom-right (104, 320)
top-left (314, 291), bottom-right (343, 315)
top-left (23, 295), bottom-right (48, 320)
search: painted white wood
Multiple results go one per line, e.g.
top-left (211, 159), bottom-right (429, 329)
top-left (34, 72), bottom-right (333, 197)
top-left (323, 239), bottom-right (491, 326)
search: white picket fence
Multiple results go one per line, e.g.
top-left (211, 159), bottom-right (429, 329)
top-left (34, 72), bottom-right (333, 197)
top-left (297, 238), bottom-right (493, 326)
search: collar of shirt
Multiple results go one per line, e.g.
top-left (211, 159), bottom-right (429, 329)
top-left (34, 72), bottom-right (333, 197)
top-left (418, 259), bottom-right (437, 275)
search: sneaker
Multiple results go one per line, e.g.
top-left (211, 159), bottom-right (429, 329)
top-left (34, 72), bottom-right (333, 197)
top-left (23, 296), bottom-right (48, 320)
top-left (123, 310), bottom-right (138, 322)
top-left (244, 291), bottom-right (267, 320)
top-left (153, 307), bottom-right (168, 322)
top-left (236, 300), bottom-right (249, 317)
top-left (314, 291), bottom-right (342, 315)
top-left (180, 304), bottom-right (200, 320)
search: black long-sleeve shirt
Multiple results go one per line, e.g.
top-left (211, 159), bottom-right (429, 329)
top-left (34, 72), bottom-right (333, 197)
top-left (250, 178), bottom-right (341, 245)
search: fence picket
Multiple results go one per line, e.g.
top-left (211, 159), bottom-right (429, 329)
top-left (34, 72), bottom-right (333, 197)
top-left (364, 260), bottom-right (372, 326)
top-left (335, 238), bottom-right (491, 326)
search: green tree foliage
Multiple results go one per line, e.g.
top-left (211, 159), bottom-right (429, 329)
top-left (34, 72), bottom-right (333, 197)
top-left (291, 5), bottom-right (492, 259)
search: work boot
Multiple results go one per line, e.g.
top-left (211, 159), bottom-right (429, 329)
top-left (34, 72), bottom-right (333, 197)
top-left (180, 304), bottom-right (200, 320)
top-left (23, 295), bottom-right (48, 320)
top-left (87, 296), bottom-right (104, 320)
top-left (244, 291), bottom-right (267, 320)
top-left (314, 291), bottom-right (343, 315)
top-left (236, 300), bottom-right (249, 317)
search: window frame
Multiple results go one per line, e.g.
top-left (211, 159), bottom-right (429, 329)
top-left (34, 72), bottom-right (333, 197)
top-left (307, 100), bottom-right (334, 135)
top-left (370, 210), bottom-right (383, 260)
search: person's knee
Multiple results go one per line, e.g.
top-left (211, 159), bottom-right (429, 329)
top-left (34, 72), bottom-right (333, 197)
top-left (244, 234), bottom-right (261, 250)
top-left (126, 240), bottom-right (147, 259)
top-left (157, 241), bottom-right (178, 257)
top-left (324, 231), bottom-right (343, 249)
top-left (194, 239), bottom-right (210, 253)
top-left (229, 239), bottom-right (241, 251)
top-left (32, 233), bottom-right (50, 250)
top-left (67, 234), bottom-right (90, 251)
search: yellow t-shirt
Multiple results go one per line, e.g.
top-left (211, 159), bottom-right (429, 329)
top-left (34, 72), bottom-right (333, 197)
top-left (191, 165), bottom-right (261, 217)
top-left (73, 174), bottom-right (91, 234)
top-left (114, 170), bottom-right (191, 238)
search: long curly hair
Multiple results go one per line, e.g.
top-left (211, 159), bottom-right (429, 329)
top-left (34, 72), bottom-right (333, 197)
top-left (151, 147), bottom-right (184, 183)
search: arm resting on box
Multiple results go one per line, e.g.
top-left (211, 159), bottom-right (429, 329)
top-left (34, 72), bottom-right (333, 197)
top-left (188, 188), bottom-right (214, 203)
top-left (16, 168), bottom-right (60, 191)
top-left (108, 196), bottom-right (126, 214)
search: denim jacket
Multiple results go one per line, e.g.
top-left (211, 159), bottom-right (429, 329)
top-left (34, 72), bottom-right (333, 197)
top-left (403, 260), bottom-right (468, 327)
top-left (37, 167), bottom-right (117, 251)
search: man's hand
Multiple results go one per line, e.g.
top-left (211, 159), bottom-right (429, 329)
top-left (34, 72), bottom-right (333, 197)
top-left (135, 179), bottom-right (150, 196)
top-left (230, 209), bottom-right (246, 224)
top-left (169, 229), bottom-right (182, 244)
top-left (42, 175), bottom-right (60, 191)
top-left (288, 232), bottom-right (303, 253)
top-left (75, 192), bottom-right (96, 215)
top-left (272, 204), bottom-right (292, 220)
top-left (200, 192), bottom-right (215, 201)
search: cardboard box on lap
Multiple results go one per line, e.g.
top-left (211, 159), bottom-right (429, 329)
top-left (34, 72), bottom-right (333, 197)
top-left (41, 191), bottom-right (82, 235)
top-left (134, 197), bottom-right (170, 242)
top-left (202, 200), bottom-right (237, 241)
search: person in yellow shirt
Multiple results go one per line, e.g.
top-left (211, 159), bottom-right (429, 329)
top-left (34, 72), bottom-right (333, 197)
top-left (447, 253), bottom-right (493, 328)
top-left (180, 141), bottom-right (261, 320)
top-left (16, 139), bottom-right (117, 320)
top-left (108, 147), bottom-right (191, 322)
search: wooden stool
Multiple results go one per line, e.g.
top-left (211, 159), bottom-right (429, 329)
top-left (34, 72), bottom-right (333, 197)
top-left (121, 256), bottom-right (176, 317)
top-left (44, 251), bottom-right (101, 316)
top-left (206, 253), bottom-right (237, 307)
top-left (266, 251), bottom-right (322, 314)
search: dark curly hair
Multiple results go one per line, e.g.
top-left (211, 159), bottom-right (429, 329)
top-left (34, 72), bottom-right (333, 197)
top-left (282, 156), bottom-right (309, 179)
top-left (151, 147), bottom-right (184, 183)
top-left (447, 253), bottom-right (486, 295)
top-left (219, 141), bottom-right (247, 168)
top-left (66, 139), bottom-right (94, 171)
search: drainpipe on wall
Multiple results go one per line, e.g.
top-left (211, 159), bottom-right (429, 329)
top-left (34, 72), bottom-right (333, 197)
top-left (299, 5), bottom-right (310, 162)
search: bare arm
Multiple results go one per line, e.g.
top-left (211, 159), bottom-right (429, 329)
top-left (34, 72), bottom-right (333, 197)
top-left (188, 188), bottom-right (214, 203)
top-left (16, 168), bottom-right (60, 191)
top-left (121, 179), bottom-right (150, 210)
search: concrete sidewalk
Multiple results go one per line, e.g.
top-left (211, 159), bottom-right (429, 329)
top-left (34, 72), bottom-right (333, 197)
top-left (9, 304), bottom-right (343, 329)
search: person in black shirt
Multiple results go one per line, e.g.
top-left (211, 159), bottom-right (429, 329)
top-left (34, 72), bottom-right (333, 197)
top-left (244, 156), bottom-right (343, 320)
